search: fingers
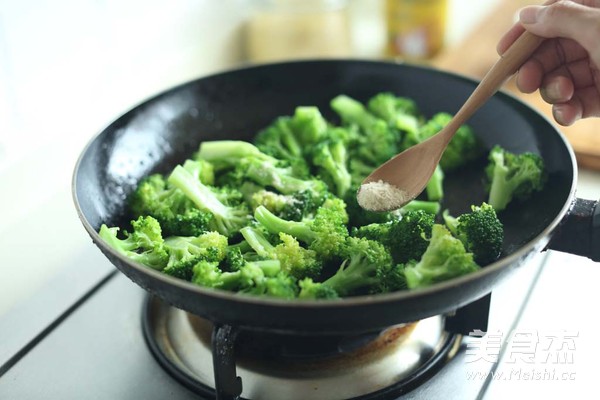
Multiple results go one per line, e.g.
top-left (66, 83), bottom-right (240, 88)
top-left (540, 75), bottom-right (574, 104)
top-left (515, 59), bottom-right (544, 93)
top-left (519, 1), bottom-right (600, 66)
top-left (498, 0), bottom-right (600, 56)
top-left (553, 86), bottom-right (600, 126)
top-left (497, 25), bottom-right (525, 55)
top-left (497, 0), bottom-right (558, 55)
top-left (521, 56), bottom-right (594, 98)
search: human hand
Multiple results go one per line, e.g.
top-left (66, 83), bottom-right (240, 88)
top-left (497, 0), bottom-right (600, 126)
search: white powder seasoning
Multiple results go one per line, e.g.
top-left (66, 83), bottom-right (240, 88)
top-left (357, 180), bottom-right (410, 211)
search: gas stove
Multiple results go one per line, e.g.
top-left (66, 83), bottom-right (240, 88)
top-left (0, 247), bottom-right (547, 400)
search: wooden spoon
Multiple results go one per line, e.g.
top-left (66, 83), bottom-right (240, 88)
top-left (357, 32), bottom-right (545, 212)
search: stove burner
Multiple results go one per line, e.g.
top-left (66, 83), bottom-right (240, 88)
top-left (142, 296), bottom-right (460, 400)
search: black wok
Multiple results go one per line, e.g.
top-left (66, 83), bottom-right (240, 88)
top-left (73, 59), bottom-right (596, 335)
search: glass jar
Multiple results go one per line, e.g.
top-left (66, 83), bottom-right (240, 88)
top-left (245, 0), bottom-right (352, 63)
top-left (385, 0), bottom-right (448, 61)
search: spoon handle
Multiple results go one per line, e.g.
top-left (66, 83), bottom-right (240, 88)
top-left (448, 31), bottom-right (544, 132)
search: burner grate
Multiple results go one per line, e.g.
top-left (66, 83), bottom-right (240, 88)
top-left (142, 296), bottom-right (460, 400)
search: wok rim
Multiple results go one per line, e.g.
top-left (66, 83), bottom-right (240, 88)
top-left (72, 58), bottom-right (578, 310)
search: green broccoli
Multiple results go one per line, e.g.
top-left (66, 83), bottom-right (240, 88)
top-left (288, 106), bottom-right (328, 145)
top-left (167, 164), bottom-right (251, 237)
top-left (99, 216), bottom-right (169, 270)
top-left (298, 278), bottom-right (339, 299)
top-left (129, 174), bottom-right (213, 237)
top-left (353, 210), bottom-right (434, 264)
top-left (191, 258), bottom-right (297, 298)
top-left (254, 200), bottom-right (348, 259)
top-left (254, 116), bottom-right (303, 161)
top-left (245, 185), bottom-right (324, 222)
top-left (398, 199), bottom-right (442, 215)
top-left (323, 236), bottom-right (394, 296)
top-left (181, 159), bottom-right (216, 186)
top-left (195, 140), bottom-right (277, 172)
top-left (367, 92), bottom-right (421, 136)
top-left (310, 138), bottom-right (351, 198)
top-left (403, 224), bottom-right (480, 289)
top-left (388, 210), bottom-right (435, 264)
top-left (162, 231), bottom-right (228, 280)
top-left (240, 226), bottom-right (322, 280)
top-left (417, 113), bottom-right (481, 170)
top-left (243, 156), bottom-right (328, 196)
top-left (330, 94), bottom-right (400, 166)
top-left (443, 203), bottom-right (504, 265)
top-left (485, 145), bottom-right (546, 211)
top-left (425, 165), bottom-right (444, 202)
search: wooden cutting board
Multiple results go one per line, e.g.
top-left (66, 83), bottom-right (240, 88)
top-left (430, 0), bottom-right (600, 170)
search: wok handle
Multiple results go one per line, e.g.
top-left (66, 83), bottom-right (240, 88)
top-left (545, 198), bottom-right (600, 261)
top-left (211, 324), bottom-right (242, 400)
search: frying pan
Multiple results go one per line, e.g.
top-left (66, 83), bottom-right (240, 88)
top-left (73, 60), bottom-right (596, 335)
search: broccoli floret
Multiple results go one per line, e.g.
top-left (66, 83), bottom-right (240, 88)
top-left (243, 157), bottom-right (328, 196)
top-left (418, 113), bottom-right (481, 170)
top-left (279, 190), bottom-right (324, 221)
top-left (403, 224), bottom-right (480, 289)
top-left (221, 246), bottom-right (247, 272)
top-left (162, 231), bottom-right (228, 280)
top-left (485, 146), bottom-right (546, 211)
top-left (298, 278), bottom-right (339, 299)
top-left (248, 271), bottom-right (299, 299)
top-left (191, 258), bottom-right (297, 298)
top-left (168, 164), bottom-right (251, 237)
top-left (129, 174), bottom-right (213, 237)
top-left (351, 210), bottom-right (434, 264)
top-left (351, 221), bottom-right (392, 243)
top-left (255, 116), bottom-right (303, 160)
top-left (182, 159), bottom-right (215, 186)
top-left (196, 140), bottom-right (277, 172)
top-left (99, 216), bottom-right (169, 270)
top-left (254, 116), bottom-right (312, 178)
top-left (443, 203), bottom-right (504, 265)
top-left (367, 92), bottom-right (421, 136)
top-left (254, 202), bottom-right (348, 259)
top-left (289, 106), bottom-right (328, 145)
top-left (273, 233), bottom-right (323, 280)
top-left (323, 237), bottom-right (393, 296)
top-left (245, 186), bottom-right (323, 222)
top-left (310, 138), bottom-right (351, 198)
top-left (330, 95), bottom-right (400, 166)
top-left (240, 226), bottom-right (322, 280)
top-left (388, 210), bottom-right (435, 264)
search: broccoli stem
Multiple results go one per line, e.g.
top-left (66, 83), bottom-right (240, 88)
top-left (324, 257), bottom-right (378, 297)
top-left (487, 161), bottom-right (511, 211)
top-left (168, 165), bottom-right (229, 218)
top-left (426, 165), bottom-right (444, 201)
top-left (240, 226), bottom-right (275, 258)
top-left (197, 140), bottom-right (273, 163)
top-left (254, 206), bottom-right (315, 243)
top-left (401, 200), bottom-right (441, 215)
top-left (274, 118), bottom-right (303, 157)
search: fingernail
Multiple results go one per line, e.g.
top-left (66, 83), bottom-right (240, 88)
top-left (553, 105), bottom-right (576, 126)
top-left (543, 81), bottom-right (562, 101)
top-left (519, 6), bottom-right (543, 24)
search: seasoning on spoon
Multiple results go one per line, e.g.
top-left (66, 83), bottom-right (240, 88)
top-left (357, 180), bottom-right (410, 212)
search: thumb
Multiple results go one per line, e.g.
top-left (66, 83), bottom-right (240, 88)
top-left (519, 2), bottom-right (600, 58)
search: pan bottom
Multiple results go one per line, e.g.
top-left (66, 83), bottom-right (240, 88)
top-left (142, 295), bottom-right (460, 400)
